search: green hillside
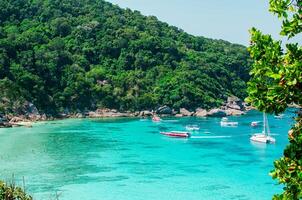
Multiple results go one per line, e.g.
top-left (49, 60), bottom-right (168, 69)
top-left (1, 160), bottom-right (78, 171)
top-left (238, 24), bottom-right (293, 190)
top-left (0, 0), bottom-right (251, 115)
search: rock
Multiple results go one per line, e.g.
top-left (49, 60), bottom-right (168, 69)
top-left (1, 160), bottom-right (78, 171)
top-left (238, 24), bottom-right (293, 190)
top-left (207, 109), bottom-right (227, 117)
top-left (0, 122), bottom-right (12, 128)
top-left (225, 109), bottom-right (245, 116)
top-left (175, 114), bottom-right (183, 117)
top-left (227, 104), bottom-right (241, 110)
top-left (179, 108), bottom-right (193, 116)
top-left (0, 114), bottom-right (8, 122)
top-left (172, 109), bottom-right (177, 115)
top-left (88, 109), bottom-right (133, 118)
top-left (88, 111), bottom-right (100, 118)
top-left (195, 108), bottom-right (208, 117)
top-left (27, 102), bottom-right (39, 115)
top-left (76, 113), bottom-right (84, 118)
top-left (227, 96), bottom-right (240, 102)
top-left (156, 106), bottom-right (172, 115)
top-left (41, 114), bottom-right (47, 120)
top-left (9, 116), bottom-right (28, 123)
top-left (59, 113), bottom-right (69, 118)
top-left (226, 96), bottom-right (244, 110)
top-left (140, 110), bottom-right (153, 117)
top-left (111, 109), bottom-right (118, 113)
top-left (9, 116), bottom-right (32, 127)
top-left (11, 121), bottom-right (33, 127)
top-left (28, 113), bottom-right (42, 121)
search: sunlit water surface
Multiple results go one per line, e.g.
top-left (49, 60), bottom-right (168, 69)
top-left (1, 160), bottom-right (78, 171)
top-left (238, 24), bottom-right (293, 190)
top-left (0, 110), bottom-right (296, 200)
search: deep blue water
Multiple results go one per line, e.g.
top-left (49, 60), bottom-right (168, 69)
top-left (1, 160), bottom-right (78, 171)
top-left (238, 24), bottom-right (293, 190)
top-left (0, 110), bottom-right (296, 200)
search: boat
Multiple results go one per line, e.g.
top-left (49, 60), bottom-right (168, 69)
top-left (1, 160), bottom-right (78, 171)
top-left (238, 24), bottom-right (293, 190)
top-left (274, 114), bottom-right (284, 119)
top-left (251, 121), bottom-right (260, 127)
top-left (186, 125), bottom-right (200, 131)
top-left (160, 131), bottom-right (190, 138)
top-left (152, 115), bottom-right (161, 122)
top-left (220, 117), bottom-right (238, 127)
top-left (250, 112), bottom-right (276, 144)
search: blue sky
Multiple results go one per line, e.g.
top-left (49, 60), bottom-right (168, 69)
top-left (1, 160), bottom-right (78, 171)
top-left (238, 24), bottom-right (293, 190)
top-left (105, 0), bottom-right (297, 46)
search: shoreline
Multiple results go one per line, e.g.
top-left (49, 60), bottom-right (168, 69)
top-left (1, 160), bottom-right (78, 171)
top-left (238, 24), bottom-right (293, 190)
top-left (0, 97), bottom-right (252, 128)
top-left (0, 107), bottom-right (251, 128)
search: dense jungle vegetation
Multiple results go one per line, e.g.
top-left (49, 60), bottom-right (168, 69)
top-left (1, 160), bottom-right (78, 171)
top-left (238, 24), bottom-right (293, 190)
top-left (0, 0), bottom-right (251, 115)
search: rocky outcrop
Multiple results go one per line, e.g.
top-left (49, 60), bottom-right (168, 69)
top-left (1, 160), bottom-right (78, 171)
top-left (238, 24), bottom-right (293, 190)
top-left (207, 109), bottom-right (227, 117)
top-left (221, 96), bottom-right (247, 116)
top-left (140, 110), bottom-right (153, 117)
top-left (9, 116), bottom-right (32, 127)
top-left (75, 113), bottom-right (84, 118)
top-left (226, 96), bottom-right (244, 111)
top-left (179, 108), bottom-right (193, 116)
top-left (225, 109), bottom-right (245, 116)
top-left (0, 114), bottom-right (11, 128)
top-left (194, 108), bottom-right (207, 117)
top-left (156, 106), bottom-right (172, 115)
top-left (27, 103), bottom-right (39, 115)
top-left (9, 116), bottom-right (26, 123)
top-left (88, 109), bottom-right (134, 118)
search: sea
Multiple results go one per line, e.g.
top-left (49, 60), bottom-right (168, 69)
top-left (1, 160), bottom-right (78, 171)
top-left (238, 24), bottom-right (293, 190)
top-left (0, 110), bottom-right (296, 200)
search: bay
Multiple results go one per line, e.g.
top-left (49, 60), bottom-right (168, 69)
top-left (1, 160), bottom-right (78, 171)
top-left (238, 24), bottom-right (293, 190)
top-left (0, 110), bottom-right (295, 200)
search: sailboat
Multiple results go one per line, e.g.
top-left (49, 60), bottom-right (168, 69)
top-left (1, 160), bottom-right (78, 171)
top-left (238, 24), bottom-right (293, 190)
top-left (250, 112), bottom-right (276, 144)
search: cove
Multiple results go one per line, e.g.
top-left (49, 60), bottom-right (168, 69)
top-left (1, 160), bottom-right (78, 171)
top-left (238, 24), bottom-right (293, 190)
top-left (0, 110), bottom-right (295, 200)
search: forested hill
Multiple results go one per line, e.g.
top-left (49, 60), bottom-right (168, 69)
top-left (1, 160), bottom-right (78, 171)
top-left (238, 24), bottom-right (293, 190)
top-left (0, 0), bottom-right (251, 115)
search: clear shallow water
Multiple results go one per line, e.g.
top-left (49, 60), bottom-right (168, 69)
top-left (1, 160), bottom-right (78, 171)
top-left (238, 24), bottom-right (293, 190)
top-left (0, 110), bottom-right (296, 200)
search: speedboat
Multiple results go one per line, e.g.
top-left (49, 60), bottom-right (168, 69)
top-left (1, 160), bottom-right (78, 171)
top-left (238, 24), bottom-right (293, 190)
top-left (160, 131), bottom-right (190, 138)
top-left (250, 112), bottom-right (276, 144)
top-left (251, 121), bottom-right (259, 127)
top-left (220, 117), bottom-right (238, 127)
top-left (186, 125), bottom-right (200, 131)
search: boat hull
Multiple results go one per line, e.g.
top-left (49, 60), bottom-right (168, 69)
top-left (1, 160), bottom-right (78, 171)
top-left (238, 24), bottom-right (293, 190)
top-left (160, 132), bottom-right (190, 138)
top-left (250, 134), bottom-right (275, 144)
top-left (220, 122), bottom-right (238, 127)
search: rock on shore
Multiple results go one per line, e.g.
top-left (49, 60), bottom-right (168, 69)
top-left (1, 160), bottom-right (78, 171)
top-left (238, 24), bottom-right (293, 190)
top-left (156, 106), bottom-right (172, 115)
top-left (0, 96), bottom-right (251, 129)
top-left (179, 108), bottom-right (193, 116)
top-left (194, 108), bottom-right (207, 117)
top-left (88, 109), bottom-right (134, 118)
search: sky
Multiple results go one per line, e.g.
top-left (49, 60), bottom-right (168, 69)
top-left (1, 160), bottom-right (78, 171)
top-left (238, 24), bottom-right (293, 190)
top-left (105, 0), bottom-right (299, 46)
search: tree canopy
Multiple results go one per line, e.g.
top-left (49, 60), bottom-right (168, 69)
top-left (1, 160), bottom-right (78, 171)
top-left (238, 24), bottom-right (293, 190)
top-left (246, 0), bottom-right (302, 199)
top-left (0, 0), bottom-right (251, 115)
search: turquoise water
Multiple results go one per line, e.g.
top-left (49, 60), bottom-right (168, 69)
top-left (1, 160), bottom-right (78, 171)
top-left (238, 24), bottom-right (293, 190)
top-left (0, 110), bottom-right (296, 200)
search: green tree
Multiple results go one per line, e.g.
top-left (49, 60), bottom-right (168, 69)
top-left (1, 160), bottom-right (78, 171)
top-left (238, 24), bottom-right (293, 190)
top-left (0, 180), bottom-right (32, 200)
top-left (246, 0), bottom-right (302, 199)
top-left (0, 0), bottom-right (251, 114)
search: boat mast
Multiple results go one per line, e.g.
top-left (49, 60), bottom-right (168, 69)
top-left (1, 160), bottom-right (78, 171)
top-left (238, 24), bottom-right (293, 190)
top-left (266, 113), bottom-right (271, 136)
top-left (263, 112), bottom-right (267, 136)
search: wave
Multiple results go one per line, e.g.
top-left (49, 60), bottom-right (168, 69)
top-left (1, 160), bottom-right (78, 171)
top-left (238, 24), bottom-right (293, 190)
top-left (191, 136), bottom-right (232, 139)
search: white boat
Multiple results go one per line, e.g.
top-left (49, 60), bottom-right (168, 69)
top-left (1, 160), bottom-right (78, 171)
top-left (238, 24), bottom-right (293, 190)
top-left (251, 121), bottom-right (260, 127)
top-left (250, 112), bottom-right (276, 144)
top-left (274, 114), bottom-right (284, 119)
top-left (220, 117), bottom-right (238, 127)
top-left (185, 125), bottom-right (200, 131)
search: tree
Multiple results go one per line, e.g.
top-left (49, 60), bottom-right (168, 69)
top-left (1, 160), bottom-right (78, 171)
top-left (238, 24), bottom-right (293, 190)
top-left (0, 0), bottom-right (251, 114)
top-left (246, 0), bottom-right (302, 199)
top-left (0, 180), bottom-right (32, 200)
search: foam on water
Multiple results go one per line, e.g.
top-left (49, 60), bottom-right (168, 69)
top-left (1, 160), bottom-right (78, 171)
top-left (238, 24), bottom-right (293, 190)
top-left (0, 110), bottom-right (295, 200)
